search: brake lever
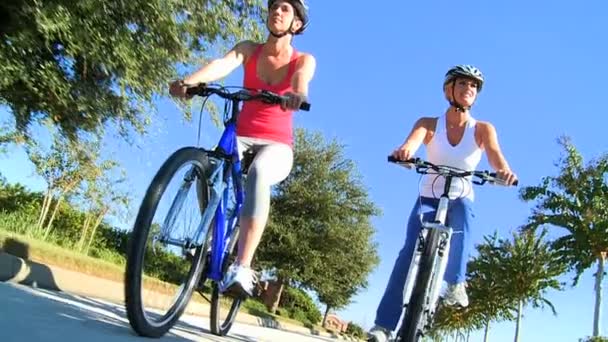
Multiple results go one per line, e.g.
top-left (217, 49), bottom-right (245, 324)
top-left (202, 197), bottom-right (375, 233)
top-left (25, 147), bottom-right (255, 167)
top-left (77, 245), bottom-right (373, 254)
top-left (472, 178), bottom-right (487, 185)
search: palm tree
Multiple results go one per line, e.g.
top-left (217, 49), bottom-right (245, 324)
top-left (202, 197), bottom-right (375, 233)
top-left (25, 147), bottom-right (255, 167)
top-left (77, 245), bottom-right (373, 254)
top-left (521, 136), bottom-right (608, 337)
top-left (496, 228), bottom-right (565, 341)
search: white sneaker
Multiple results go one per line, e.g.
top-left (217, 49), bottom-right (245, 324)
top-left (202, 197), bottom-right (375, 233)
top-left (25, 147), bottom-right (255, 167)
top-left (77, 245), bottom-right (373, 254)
top-left (220, 263), bottom-right (258, 297)
top-left (367, 325), bottom-right (391, 342)
top-left (443, 282), bottom-right (469, 307)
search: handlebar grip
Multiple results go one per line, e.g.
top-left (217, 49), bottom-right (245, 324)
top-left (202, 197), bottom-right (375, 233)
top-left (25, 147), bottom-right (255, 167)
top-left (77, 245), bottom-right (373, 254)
top-left (185, 83), bottom-right (206, 96)
top-left (488, 173), bottom-right (519, 186)
top-left (185, 87), bottom-right (197, 96)
top-left (300, 102), bottom-right (311, 111)
top-left (387, 156), bottom-right (420, 164)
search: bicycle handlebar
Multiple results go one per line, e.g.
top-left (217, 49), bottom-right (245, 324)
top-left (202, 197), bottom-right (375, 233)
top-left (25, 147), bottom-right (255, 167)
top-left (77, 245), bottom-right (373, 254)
top-left (186, 83), bottom-right (310, 111)
top-left (387, 156), bottom-right (518, 187)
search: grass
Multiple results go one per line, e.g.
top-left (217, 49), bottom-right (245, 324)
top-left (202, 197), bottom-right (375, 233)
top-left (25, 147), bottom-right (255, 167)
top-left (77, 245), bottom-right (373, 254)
top-left (0, 207), bottom-right (335, 334)
top-left (0, 229), bottom-right (328, 333)
top-left (240, 298), bottom-right (332, 334)
top-left (0, 230), bottom-right (182, 296)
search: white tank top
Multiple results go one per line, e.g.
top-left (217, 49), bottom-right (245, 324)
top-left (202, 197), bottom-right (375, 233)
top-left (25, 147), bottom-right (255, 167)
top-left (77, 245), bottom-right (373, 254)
top-left (420, 114), bottom-right (483, 200)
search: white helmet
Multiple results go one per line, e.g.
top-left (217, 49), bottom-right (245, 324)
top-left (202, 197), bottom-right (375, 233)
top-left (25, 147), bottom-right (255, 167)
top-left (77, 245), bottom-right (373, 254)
top-left (267, 0), bottom-right (309, 36)
top-left (444, 65), bottom-right (485, 92)
top-left (443, 65), bottom-right (485, 111)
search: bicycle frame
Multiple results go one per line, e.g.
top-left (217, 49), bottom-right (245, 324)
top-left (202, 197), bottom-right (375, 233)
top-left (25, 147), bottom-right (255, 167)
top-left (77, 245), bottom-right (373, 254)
top-left (402, 174), bottom-right (456, 326)
top-left (162, 85), bottom-right (309, 284)
top-left (191, 99), bottom-right (245, 281)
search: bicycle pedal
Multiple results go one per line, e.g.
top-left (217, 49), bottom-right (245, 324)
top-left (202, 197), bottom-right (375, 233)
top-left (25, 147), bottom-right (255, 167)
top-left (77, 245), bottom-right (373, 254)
top-left (222, 284), bottom-right (249, 299)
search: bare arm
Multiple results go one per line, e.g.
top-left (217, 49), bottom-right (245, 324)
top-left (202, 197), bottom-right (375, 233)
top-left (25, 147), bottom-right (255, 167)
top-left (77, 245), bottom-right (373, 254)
top-left (476, 121), bottom-right (518, 185)
top-left (291, 54), bottom-right (316, 97)
top-left (392, 117), bottom-right (434, 160)
top-left (282, 53), bottom-right (316, 110)
top-left (477, 121), bottom-right (511, 171)
top-left (183, 40), bottom-right (255, 85)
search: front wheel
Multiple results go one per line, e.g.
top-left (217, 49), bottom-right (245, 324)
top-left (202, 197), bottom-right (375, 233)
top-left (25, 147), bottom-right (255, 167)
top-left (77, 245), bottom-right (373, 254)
top-left (125, 147), bottom-right (213, 338)
top-left (397, 228), bottom-right (441, 342)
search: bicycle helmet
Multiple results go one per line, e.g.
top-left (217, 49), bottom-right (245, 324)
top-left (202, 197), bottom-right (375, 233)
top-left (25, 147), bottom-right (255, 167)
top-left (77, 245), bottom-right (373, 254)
top-left (267, 0), bottom-right (309, 37)
top-left (443, 65), bottom-right (485, 111)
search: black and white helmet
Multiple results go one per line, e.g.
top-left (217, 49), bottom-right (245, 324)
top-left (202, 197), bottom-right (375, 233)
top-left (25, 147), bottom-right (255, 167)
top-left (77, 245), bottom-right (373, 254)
top-left (444, 65), bottom-right (485, 92)
top-left (267, 0), bottom-right (309, 35)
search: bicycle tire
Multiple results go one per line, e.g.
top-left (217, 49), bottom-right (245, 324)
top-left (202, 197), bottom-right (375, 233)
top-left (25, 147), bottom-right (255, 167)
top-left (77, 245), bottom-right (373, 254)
top-left (397, 228), bottom-right (441, 342)
top-left (210, 226), bottom-right (243, 336)
top-left (125, 147), bottom-right (212, 338)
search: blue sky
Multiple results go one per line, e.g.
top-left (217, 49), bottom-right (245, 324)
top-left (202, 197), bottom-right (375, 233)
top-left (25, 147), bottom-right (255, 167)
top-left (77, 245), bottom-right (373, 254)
top-left (1, 1), bottom-right (608, 341)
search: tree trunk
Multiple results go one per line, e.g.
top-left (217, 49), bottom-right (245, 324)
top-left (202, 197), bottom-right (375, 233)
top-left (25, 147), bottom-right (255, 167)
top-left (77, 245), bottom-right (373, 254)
top-left (43, 195), bottom-right (63, 240)
top-left (41, 179), bottom-right (77, 238)
top-left (514, 299), bottom-right (523, 342)
top-left (37, 189), bottom-right (52, 231)
top-left (262, 278), bottom-right (285, 313)
top-left (78, 214), bottom-right (93, 252)
top-left (84, 207), bottom-right (107, 255)
top-left (322, 304), bottom-right (331, 328)
top-left (593, 255), bottom-right (605, 337)
top-left (483, 319), bottom-right (491, 342)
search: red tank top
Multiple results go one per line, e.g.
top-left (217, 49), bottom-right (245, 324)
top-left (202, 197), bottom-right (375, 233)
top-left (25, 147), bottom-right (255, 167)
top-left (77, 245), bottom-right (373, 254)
top-left (236, 44), bottom-right (299, 147)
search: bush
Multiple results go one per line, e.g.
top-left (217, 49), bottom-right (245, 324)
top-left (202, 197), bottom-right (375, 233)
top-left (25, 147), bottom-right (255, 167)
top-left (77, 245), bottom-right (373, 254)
top-left (0, 179), bottom-right (42, 213)
top-left (280, 286), bottom-right (322, 325)
top-left (346, 322), bottom-right (365, 339)
top-left (89, 247), bottom-right (126, 266)
top-left (0, 210), bottom-right (38, 235)
top-left (0, 180), bottom-right (216, 287)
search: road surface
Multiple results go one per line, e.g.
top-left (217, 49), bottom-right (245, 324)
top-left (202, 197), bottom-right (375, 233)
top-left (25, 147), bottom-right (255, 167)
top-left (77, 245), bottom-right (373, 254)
top-left (0, 282), bottom-right (340, 342)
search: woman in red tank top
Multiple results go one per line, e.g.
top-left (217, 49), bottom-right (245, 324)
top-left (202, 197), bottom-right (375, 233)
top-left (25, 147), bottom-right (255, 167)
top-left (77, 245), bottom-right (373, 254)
top-left (169, 1), bottom-right (316, 297)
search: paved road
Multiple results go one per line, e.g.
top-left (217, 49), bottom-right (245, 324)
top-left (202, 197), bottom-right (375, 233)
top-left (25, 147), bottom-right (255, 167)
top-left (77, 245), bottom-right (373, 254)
top-left (0, 282), bottom-right (339, 342)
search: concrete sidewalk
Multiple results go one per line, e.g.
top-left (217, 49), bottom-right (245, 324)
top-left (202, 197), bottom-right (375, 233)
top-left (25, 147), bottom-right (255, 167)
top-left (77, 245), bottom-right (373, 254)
top-left (0, 252), bottom-right (355, 341)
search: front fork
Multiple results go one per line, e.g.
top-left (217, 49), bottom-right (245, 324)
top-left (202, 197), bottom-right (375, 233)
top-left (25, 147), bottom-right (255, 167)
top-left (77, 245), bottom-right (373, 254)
top-left (402, 223), bottom-right (453, 314)
top-left (428, 227), bottom-right (452, 314)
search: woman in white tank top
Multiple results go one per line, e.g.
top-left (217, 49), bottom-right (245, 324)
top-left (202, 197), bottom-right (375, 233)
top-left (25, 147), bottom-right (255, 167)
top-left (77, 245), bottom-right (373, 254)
top-left (368, 65), bottom-right (518, 341)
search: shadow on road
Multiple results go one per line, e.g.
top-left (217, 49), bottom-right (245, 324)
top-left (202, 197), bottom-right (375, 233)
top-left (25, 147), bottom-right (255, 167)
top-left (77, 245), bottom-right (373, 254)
top-left (1, 239), bottom-right (60, 291)
top-left (1, 283), bottom-right (270, 342)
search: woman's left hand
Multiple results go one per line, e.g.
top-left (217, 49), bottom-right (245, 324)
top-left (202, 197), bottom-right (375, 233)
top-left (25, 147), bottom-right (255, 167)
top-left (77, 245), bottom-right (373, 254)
top-left (496, 169), bottom-right (518, 186)
top-left (281, 92), bottom-right (306, 111)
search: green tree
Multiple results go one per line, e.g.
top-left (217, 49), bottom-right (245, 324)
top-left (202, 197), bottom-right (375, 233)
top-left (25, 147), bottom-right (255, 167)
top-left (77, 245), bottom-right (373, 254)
top-left (0, 0), bottom-right (264, 143)
top-left (496, 229), bottom-right (564, 342)
top-left (580, 337), bottom-right (608, 342)
top-left (315, 219), bottom-right (378, 327)
top-left (0, 121), bottom-right (21, 154)
top-left (346, 322), bottom-right (365, 339)
top-left (432, 243), bottom-right (514, 342)
top-left (256, 129), bottom-right (380, 316)
top-left (520, 136), bottom-right (608, 337)
top-left (434, 230), bottom-right (562, 342)
top-left (78, 166), bottom-right (131, 255)
top-left (25, 134), bottom-right (102, 237)
top-left (468, 237), bottom-right (515, 342)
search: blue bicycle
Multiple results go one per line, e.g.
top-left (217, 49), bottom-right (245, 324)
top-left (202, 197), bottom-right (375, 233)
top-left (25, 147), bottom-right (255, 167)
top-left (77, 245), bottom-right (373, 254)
top-left (124, 83), bottom-right (310, 338)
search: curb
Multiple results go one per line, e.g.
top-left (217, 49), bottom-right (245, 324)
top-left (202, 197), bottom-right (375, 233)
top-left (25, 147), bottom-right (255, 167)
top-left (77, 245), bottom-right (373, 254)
top-left (0, 252), bottom-right (357, 340)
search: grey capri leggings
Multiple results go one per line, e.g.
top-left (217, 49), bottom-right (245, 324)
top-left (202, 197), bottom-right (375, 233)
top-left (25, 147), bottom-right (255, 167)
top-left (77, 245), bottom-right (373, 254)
top-left (237, 136), bottom-right (294, 219)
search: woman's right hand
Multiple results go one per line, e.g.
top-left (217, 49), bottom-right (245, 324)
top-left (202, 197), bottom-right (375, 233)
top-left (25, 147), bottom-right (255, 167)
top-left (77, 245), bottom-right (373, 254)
top-left (391, 145), bottom-right (413, 161)
top-left (169, 80), bottom-right (192, 99)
